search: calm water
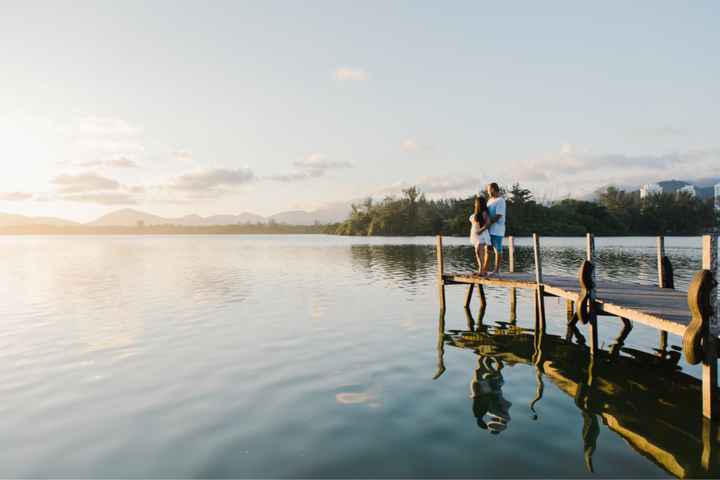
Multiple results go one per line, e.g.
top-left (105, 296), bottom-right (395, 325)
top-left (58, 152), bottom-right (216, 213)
top-left (0, 235), bottom-right (716, 477)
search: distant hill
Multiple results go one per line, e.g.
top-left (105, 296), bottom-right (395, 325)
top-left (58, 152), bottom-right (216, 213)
top-left (0, 213), bottom-right (79, 227)
top-left (0, 205), bottom-right (348, 228)
top-left (269, 203), bottom-right (351, 225)
top-left (88, 208), bottom-right (268, 227)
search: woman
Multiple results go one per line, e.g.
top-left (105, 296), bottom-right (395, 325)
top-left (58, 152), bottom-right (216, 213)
top-left (470, 195), bottom-right (491, 274)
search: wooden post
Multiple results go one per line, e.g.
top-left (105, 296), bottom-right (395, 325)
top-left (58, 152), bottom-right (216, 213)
top-left (657, 236), bottom-right (670, 348)
top-left (436, 235), bottom-right (446, 310)
top-left (533, 233), bottom-right (546, 334)
top-left (586, 233), bottom-right (599, 355)
top-left (464, 284), bottom-right (474, 308)
top-left (702, 234), bottom-right (718, 420)
top-left (657, 236), bottom-right (666, 288)
top-left (508, 236), bottom-right (515, 273)
top-left (533, 233), bottom-right (543, 284)
top-left (508, 236), bottom-right (517, 323)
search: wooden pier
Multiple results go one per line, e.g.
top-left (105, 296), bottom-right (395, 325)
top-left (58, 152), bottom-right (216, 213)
top-left (435, 233), bottom-right (719, 420)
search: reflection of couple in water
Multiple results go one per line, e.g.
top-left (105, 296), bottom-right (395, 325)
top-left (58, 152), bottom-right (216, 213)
top-left (470, 355), bottom-right (512, 434)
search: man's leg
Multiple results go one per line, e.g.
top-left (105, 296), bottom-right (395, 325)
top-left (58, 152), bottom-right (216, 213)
top-left (491, 235), bottom-right (503, 273)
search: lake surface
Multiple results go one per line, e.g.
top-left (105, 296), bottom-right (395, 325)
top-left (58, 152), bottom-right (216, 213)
top-left (0, 235), bottom-right (716, 478)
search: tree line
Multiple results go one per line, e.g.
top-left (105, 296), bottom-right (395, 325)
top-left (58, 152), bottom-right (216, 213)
top-left (330, 184), bottom-right (717, 236)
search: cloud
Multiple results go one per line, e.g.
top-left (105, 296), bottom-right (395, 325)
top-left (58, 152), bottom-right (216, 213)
top-left (401, 138), bottom-right (433, 153)
top-left (268, 153), bottom-right (352, 182)
top-left (68, 157), bottom-right (139, 168)
top-left (173, 150), bottom-right (193, 162)
top-left (62, 192), bottom-right (139, 205)
top-left (375, 175), bottom-right (484, 197)
top-left (52, 172), bottom-right (121, 193)
top-left (0, 192), bottom-right (33, 201)
top-left (627, 126), bottom-right (688, 138)
top-left (106, 157), bottom-right (138, 168)
top-left (513, 144), bottom-right (720, 197)
top-left (172, 167), bottom-right (255, 191)
top-left (335, 67), bottom-right (368, 81)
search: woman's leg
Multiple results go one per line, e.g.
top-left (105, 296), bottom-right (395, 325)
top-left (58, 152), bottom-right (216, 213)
top-left (476, 244), bottom-right (486, 274)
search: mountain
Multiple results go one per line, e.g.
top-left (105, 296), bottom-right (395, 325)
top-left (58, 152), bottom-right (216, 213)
top-left (88, 208), bottom-right (268, 227)
top-left (88, 209), bottom-right (171, 226)
top-left (269, 202), bottom-right (351, 225)
top-left (0, 213), bottom-right (79, 227)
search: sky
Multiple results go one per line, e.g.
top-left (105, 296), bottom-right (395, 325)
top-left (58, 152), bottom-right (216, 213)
top-left (1, 1), bottom-right (719, 221)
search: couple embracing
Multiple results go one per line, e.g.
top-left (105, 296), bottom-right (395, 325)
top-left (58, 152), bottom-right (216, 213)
top-left (469, 182), bottom-right (506, 276)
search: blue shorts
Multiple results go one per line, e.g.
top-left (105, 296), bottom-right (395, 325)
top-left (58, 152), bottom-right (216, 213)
top-left (490, 235), bottom-right (503, 252)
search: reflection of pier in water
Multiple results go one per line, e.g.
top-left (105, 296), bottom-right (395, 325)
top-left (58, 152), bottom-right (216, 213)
top-left (435, 307), bottom-right (720, 478)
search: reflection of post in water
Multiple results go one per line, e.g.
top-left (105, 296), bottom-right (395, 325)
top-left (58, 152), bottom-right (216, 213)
top-left (608, 317), bottom-right (633, 358)
top-left (702, 418), bottom-right (717, 473)
top-left (508, 236), bottom-right (517, 325)
top-left (529, 367), bottom-right (545, 421)
top-left (575, 350), bottom-right (600, 473)
top-left (433, 309), bottom-right (446, 380)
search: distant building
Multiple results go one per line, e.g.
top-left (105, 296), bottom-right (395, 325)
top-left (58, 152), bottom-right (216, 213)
top-left (640, 183), bottom-right (662, 199)
top-left (715, 183), bottom-right (720, 211)
top-left (677, 184), bottom-right (696, 198)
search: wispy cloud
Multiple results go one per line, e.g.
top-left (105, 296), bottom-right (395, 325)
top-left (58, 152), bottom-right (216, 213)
top-left (173, 150), bottom-right (193, 162)
top-left (513, 144), bottom-right (720, 197)
top-left (268, 153), bottom-right (352, 182)
top-left (171, 167), bottom-right (255, 191)
top-left (627, 126), bottom-right (688, 138)
top-left (0, 192), bottom-right (33, 201)
top-left (375, 175), bottom-right (484, 197)
top-left (52, 172), bottom-right (122, 193)
top-left (335, 67), bottom-right (368, 81)
top-left (66, 157), bottom-right (139, 169)
top-left (62, 192), bottom-right (139, 205)
top-left (401, 138), bottom-right (433, 153)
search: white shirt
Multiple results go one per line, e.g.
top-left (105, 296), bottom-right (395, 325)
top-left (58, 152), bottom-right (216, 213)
top-left (488, 197), bottom-right (506, 237)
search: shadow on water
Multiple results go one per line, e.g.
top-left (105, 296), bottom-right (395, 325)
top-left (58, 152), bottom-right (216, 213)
top-left (435, 307), bottom-right (720, 479)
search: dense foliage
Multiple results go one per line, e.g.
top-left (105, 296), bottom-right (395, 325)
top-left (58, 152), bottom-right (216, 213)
top-left (331, 184), bottom-right (716, 236)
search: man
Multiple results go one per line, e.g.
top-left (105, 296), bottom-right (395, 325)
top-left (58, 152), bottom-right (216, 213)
top-left (483, 182), bottom-right (506, 274)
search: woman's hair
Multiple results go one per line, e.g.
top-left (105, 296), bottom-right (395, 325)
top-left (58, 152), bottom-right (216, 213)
top-left (474, 195), bottom-right (489, 222)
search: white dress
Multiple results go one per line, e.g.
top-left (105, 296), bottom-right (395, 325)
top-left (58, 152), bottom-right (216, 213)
top-left (469, 214), bottom-right (491, 247)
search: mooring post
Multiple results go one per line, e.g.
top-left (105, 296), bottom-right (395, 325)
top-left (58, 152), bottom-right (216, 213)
top-left (436, 235), bottom-right (446, 310)
top-left (533, 233), bottom-right (546, 334)
top-left (586, 233), bottom-right (599, 355)
top-left (657, 236), bottom-right (666, 287)
top-left (656, 236), bottom-right (670, 352)
top-left (509, 236), bottom-right (517, 324)
top-left (702, 234), bottom-right (718, 420)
